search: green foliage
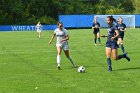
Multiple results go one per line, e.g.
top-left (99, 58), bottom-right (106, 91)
top-left (120, 0), bottom-right (135, 13)
top-left (133, 0), bottom-right (140, 13)
top-left (106, 7), bottom-right (123, 14)
top-left (35, 16), bottom-right (57, 25)
top-left (0, 0), bottom-right (137, 25)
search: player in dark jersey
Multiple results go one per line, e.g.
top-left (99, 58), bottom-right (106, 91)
top-left (105, 16), bottom-right (130, 71)
top-left (92, 18), bottom-right (101, 46)
top-left (117, 17), bottom-right (127, 53)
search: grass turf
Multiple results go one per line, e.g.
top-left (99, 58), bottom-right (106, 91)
top-left (0, 28), bottom-right (140, 93)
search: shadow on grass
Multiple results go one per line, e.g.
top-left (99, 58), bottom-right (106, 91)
top-left (114, 67), bottom-right (140, 71)
top-left (64, 65), bottom-right (96, 70)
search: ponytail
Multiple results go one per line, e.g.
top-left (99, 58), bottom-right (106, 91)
top-left (107, 15), bottom-right (117, 23)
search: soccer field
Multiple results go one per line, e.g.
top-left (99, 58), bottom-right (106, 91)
top-left (0, 28), bottom-right (140, 93)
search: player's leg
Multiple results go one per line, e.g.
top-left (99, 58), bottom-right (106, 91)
top-left (56, 45), bottom-right (62, 69)
top-left (94, 33), bottom-right (97, 45)
top-left (112, 49), bottom-right (118, 60)
top-left (117, 52), bottom-right (130, 61)
top-left (113, 41), bottom-right (130, 61)
top-left (106, 47), bottom-right (112, 71)
top-left (63, 44), bottom-right (76, 67)
top-left (38, 31), bottom-right (41, 38)
top-left (118, 38), bottom-right (125, 53)
top-left (112, 48), bottom-right (130, 68)
top-left (37, 30), bottom-right (39, 38)
top-left (64, 50), bottom-right (76, 67)
top-left (111, 42), bottom-right (118, 60)
top-left (97, 32), bottom-right (101, 45)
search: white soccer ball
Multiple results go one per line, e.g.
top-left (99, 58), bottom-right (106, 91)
top-left (78, 66), bottom-right (85, 73)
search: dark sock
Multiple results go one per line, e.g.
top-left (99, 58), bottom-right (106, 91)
top-left (95, 38), bottom-right (97, 44)
top-left (117, 54), bottom-right (125, 60)
top-left (120, 44), bottom-right (125, 53)
top-left (98, 38), bottom-right (101, 44)
top-left (107, 58), bottom-right (111, 67)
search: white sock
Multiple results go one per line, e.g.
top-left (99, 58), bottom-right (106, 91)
top-left (39, 35), bottom-right (40, 38)
top-left (57, 55), bottom-right (61, 66)
top-left (68, 56), bottom-right (76, 66)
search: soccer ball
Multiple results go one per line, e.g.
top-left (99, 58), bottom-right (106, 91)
top-left (78, 66), bottom-right (85, 73)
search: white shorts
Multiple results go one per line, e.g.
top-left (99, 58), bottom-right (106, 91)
top-left (56, 43), bottom-right (69, 51)
top-left (37, 29), bottom-right (41, 32)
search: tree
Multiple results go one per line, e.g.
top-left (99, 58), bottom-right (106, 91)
top-left (0, 0), bottom-right (137, 25)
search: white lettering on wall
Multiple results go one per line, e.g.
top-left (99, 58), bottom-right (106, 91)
top-left (11, 26), bottom-right (35, 31)
top-left (27, 26), bottom-right (30, 31)
top-left (12, 26), bottom-right (18, 31)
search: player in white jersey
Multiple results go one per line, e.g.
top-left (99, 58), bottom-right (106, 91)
top-left (49, 22), bottom-right (76, 70)
top-left (35, 21), bottom-right (43, 38)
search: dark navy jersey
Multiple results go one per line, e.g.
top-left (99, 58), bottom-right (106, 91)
top-left (92, 22), bottom-right (100, 31)
top-left (107, 24), bottom-right (118, 41)
top-left (117, 23), bottom-right (126, 36)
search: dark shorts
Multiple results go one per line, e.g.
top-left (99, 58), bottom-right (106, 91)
top-left (118, 35), bottom-right (124, 40)
top-left (93, 30), bottom-right (100, 34)
top-left (106, 41), bottom-right (118, 49)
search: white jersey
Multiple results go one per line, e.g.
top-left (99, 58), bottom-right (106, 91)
top-left (36, 24), bottom-right (42, 30)
top-left (54, 28), bottom-right (68, 45)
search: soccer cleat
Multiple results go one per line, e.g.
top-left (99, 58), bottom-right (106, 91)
top-left (124, 53), bottom-right (130, 61)
top-left (57, 66), bottom-right (61, 70)
top-left (94, 43), bottom-right (97, 46)
top-left (108, 66), bottom-right (112, 72)
top-left (99, 43), bottom-right (101, 46)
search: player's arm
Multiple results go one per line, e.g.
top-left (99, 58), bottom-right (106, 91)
top-left (60, 35), bottom-right (69, 43)
top-left (64, 35), bottom-right (69, 41)
top-left (92, 26), bottom-right (95, 29)
top-left (41, 24), bottom-right (43, 28)
top-left (121, 28), bottom-right (126, 32)
top-left (98, 23), bottom-right (101, 29)
top-left (92, 23), bottom-right (95, 29)
top-left (35, 25), bottom-right (37, 29)
top-left (120, 24), bottom-right (126, 32)
top-left (49, 33), bottom-right (56, 44)
top-left (111, 30), bottom-right (119, 40)
top-left (120, 28), bottom-right (126, 32)
top-left (60, 29), bottom-right (69, 42)
top-left (124, 28), bottom-right (126, 32)
top-left (41, 25), bottom-right (43, 30)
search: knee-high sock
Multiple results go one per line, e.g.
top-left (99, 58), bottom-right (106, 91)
top-left (117, 53), bottom-right (125, 60)
top-left (107, 58), bottom-right (111, 67)
top-left (98, 38), bottom-right (101, 44)
top-left (95, 38), bottom-right (97, 44)
top-left (68, 56), bottom-right (76, 66)
top-left (57, 55), bottom-right (61, 66)
top-left (39, 34), bottom-right (40, 38)
top-left (120, 44), bottom-right (125, 53)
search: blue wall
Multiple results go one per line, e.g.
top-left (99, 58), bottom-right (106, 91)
top-left (59, 14), bottom-right (140, 28)
top-left (135, 14), bottom-right (140, 27)
top-left (0, 25), bottom-right (57, 31)
top-left (59, 15), bottom-right (94, 28)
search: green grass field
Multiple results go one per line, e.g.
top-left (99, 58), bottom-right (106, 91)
top-left (0, 28), bottom-right (140, 93)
